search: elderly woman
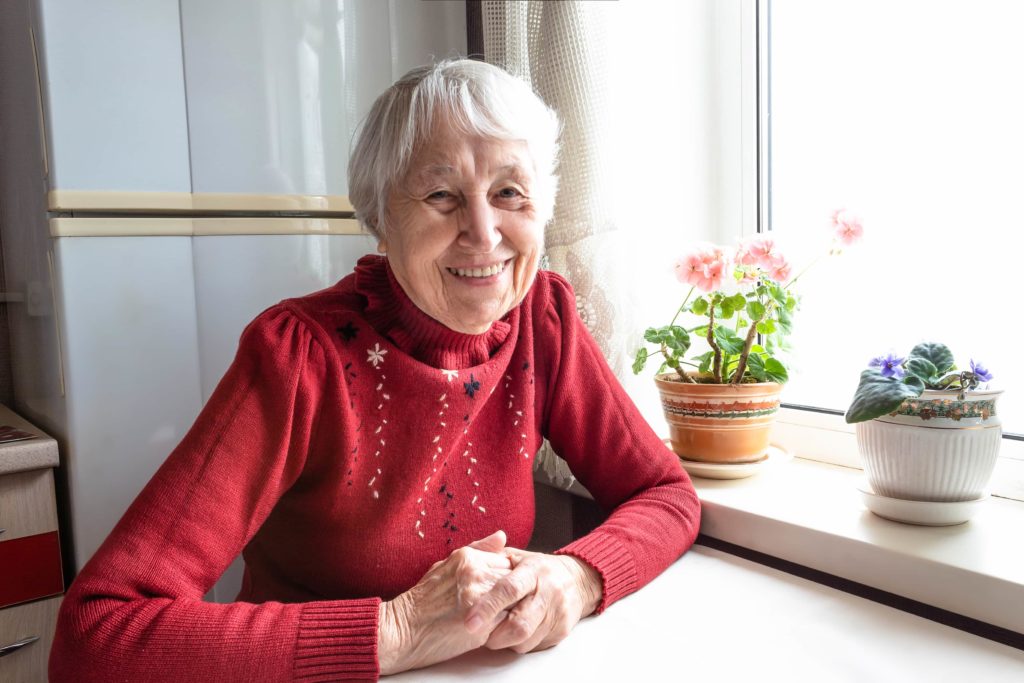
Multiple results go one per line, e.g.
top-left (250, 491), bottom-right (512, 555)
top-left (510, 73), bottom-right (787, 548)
top-left (50, 59), bottom-right (700, 681)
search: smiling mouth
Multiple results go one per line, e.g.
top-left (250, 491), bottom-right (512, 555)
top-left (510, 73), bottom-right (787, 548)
top-left (446, 260), bottom-right (511, 278)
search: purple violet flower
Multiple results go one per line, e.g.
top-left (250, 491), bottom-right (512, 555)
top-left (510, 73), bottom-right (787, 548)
top-left (869, 353), bottom-right (905, 379)
top-left (970, 359), bottom-right (993, 382)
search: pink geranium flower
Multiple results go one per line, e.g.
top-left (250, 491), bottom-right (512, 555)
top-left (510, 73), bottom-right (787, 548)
top-left (735, 239), bottom-right (760, 266)
top-left (767, 256), bottom-right (792, 283)
top-left (832, 209), bottom-right (864, 246)
top-left (746, 236), bottom-right (783, 270)
top-left (675, 251), bottom-right (706, 286)
top-left (674, 244), bottom-right (731, 293)
top-left (697, 256), bottom-right (729, 292)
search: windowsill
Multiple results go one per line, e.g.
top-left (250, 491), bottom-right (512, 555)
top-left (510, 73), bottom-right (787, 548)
top-left (693, 457), bottom-right (1024, 636)
top-left (547, 456), bottom-right (1024, 637)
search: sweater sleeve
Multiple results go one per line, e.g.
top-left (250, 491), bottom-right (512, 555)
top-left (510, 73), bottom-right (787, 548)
top-left (49, 306), bottom-right (381, 682)
top-left (538, 274), bottom-right (701, 614)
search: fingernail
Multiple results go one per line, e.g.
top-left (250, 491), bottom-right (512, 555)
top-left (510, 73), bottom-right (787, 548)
top-left (466, 615), bottom-right (484, 633)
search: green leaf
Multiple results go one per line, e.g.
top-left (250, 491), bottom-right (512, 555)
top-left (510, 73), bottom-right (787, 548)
top-left (775, 305), bottom-right (793, 335)
top-left (729, 293), bottom-right (747, 310)
top-left (908, 342), bottom-right (955, 374)
top-left (690, 298), bottom-right (709, 316)
top-left (745, 352), bottom-right (768, 382)
top-left (632, 347), bottom-right (648, 374)
top-left (903, 357), bottom-right (938, 386)
top-left (751, 344), bottom-right (767, 355)
top-left (756, 319), bottom-right (778, 335)
top-left (785, 293), bottom-right (799, 311)
top-left (746, 301), bottom-right (766, 321)
top-left (694, 351), bottom-right (714, 374)
top-left (657, 361), bottom-right (670, 375)
top-left (665, 326), bottom-right (691, 354)
top-left (714, 327), bottom-right (745, 355)
top-left (845, 370), bottom-right (925, 423)
top-left (903, 375), bottom-right (925, 392)
top-left (764, 357), bottom-right (789, 383)
top-left (718, 301), bottom-right (736, 319)
top-left (933, 372), bottom-right (962, 390)
top-left (643, 327), bottom-right (661, 344)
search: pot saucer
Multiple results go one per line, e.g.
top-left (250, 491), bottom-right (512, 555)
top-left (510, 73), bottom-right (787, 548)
top-left (666, 441), bottom-right (792, 480)
top-left (856, 481), bottom-right (988, 526)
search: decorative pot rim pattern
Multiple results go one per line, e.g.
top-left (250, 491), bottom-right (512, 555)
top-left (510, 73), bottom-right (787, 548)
top-left (654, 373), bottom-right (783, 391)
top-left (892, 397), bottom-right (998, 421)
top-left (661, 399), bottom-right (780, 419)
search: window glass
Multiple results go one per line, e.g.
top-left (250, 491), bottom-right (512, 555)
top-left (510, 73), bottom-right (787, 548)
top-left (767, 0), bottom-right (1022, 435)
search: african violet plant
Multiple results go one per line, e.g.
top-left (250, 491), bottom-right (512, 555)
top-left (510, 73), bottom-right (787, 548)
top-left (632, 210), bottom-right (863, 385)
top-left (844, 342), bottom-right (994, 423)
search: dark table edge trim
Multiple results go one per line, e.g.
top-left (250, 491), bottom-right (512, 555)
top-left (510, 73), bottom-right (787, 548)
top-left (696, 534), bottom-right (1024, 652)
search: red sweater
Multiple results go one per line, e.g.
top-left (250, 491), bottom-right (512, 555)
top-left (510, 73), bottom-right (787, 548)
top-left (50, 256), bottom-right (700, 681)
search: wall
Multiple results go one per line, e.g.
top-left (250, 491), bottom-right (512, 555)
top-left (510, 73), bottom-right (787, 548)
top-left (0, 240), bottom-right (12, 407)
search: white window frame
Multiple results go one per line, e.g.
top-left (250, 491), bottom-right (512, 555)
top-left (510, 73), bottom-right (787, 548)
top-left (745, 0), bottom-right (1024, 502)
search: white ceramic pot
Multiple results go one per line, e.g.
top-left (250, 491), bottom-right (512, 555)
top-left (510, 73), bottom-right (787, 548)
top-left (855, 389), bottom-right (1003, 502)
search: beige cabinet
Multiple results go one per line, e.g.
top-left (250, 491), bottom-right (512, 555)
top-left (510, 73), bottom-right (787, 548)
top-left (1, 406), bottom-right (63, 683)
top-left (0, 597), bottom-right (62, 683)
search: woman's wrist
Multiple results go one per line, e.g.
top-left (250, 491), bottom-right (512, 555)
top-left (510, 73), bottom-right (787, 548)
top-left (562, 556), bottom-right (603, 617)
top-left (377, 599), bottom-right (409, 676)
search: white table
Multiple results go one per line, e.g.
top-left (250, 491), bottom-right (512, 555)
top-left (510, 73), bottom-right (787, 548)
top-left (391, 545), bottom-right (1024, 681)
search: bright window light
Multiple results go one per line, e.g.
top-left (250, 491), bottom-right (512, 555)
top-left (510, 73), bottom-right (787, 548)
top-left (766, 0), bottom-right (1022, 436)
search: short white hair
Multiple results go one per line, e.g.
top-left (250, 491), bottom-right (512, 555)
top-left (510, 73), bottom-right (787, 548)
top-left (348, 59), bottom-right (561, 239)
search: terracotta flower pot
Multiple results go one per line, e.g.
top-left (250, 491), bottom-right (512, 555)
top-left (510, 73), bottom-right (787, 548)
top-left (655, 373), bottom-right (783, 463)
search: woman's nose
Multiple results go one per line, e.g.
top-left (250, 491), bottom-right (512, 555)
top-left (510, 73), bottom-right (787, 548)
top-left (459, 195), bottom-right (501, 252)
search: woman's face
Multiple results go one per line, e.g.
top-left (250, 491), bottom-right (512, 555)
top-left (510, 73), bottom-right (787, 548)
top-left (379, 125), bottom-right (546, 335)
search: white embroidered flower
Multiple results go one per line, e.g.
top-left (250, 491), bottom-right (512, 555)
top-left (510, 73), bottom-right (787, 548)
top-left (441, 369), bottom-right (459, 382)
top-left (366, 343), bottom-right (387, 367)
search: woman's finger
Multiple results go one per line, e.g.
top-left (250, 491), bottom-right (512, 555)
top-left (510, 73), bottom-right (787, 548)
top-left (484, 590), bottom-right (546, 651)
top-left (464, 564), bottom-right (537, 633)
top-left (466, 529), bottom-right (506, 552)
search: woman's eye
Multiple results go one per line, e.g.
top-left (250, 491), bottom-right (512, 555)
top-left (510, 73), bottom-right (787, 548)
top-left (427, 190), bottom-right (452, 201)
top-left (496, 187), bottom-right (522, 199)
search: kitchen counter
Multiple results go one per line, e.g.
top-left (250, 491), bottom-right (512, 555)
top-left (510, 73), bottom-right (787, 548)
top-left (0, 404), bottom-right (59, 475)
top-left (391, 545), bottom-right (1024, 681)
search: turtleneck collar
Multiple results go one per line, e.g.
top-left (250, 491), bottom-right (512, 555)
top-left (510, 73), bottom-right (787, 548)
top-left (353, 255), bottom-right (515, 369)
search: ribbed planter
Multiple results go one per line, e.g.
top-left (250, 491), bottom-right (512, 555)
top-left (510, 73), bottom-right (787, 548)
top-left (655, 373), bottom-right (783, 463)
top-left (855, 389), bottom-right (1003, 502)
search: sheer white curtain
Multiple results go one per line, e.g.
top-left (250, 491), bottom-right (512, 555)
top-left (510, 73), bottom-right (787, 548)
top-left (482, 1), bottom-right (745, 485)
top-left (483, 1), bottom-right (637, 485)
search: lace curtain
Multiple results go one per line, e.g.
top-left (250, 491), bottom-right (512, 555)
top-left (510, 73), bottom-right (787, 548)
top-left (482, 1), bottom-right (638, 488)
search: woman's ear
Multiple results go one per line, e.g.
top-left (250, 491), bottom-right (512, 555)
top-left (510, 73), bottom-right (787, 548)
top-left (376, 238), bottom-right (387, 254)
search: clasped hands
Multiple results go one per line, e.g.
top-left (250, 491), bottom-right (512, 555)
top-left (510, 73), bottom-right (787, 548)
top-left (378, 530), bottom-right (603, 675)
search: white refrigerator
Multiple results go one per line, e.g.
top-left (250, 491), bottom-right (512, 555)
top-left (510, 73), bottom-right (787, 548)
top-left (0, 0), bottom-right (467, 601)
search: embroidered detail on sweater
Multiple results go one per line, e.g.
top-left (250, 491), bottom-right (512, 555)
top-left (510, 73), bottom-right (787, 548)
top-left (360, 345), bottom-right (391, 500)
top-left (341, 358), bottom-right (361, 487)
top-left (416, 388), bottom-right (454, 538)
top-left (506, 368), bottom-right (530, 459)
top-left (366, 343), bottom-right (387, 367)
top-left (441, 369), bottom-right (459, 382)
top-left (463, 373), bottom-right (481, 398)
top-left (337, 322), bottom-right (359, 342)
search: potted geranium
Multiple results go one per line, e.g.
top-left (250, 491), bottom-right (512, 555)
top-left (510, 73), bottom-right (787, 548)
top-left (633, 210), bottom-right (863, 463)
top-left (845, 343), bottom-right (1002, 503)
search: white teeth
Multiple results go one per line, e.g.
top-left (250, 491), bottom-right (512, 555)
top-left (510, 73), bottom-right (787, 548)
top-left (448, 262), bottom-right (506, 278)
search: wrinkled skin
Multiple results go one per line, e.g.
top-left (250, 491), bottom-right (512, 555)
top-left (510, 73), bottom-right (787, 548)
top-left (378, 531), bottom-right (602, 675)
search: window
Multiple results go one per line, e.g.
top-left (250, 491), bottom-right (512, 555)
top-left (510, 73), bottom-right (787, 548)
top-left (762, 0), bottom-right (1023, 496)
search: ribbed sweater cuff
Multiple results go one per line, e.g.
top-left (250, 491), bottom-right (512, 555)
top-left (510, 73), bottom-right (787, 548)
top-left (555, 533), bottom-right (638, 614)
top-left (293, 598), bottom-right (381, 681)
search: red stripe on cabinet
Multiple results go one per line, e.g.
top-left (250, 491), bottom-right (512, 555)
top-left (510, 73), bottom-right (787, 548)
top-left (0, 531), bottom-right (63, 608)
